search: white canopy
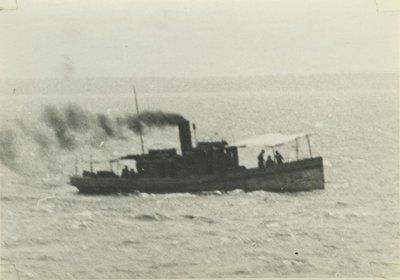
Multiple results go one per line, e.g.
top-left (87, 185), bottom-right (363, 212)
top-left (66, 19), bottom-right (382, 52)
top-left (232, 133), bottom-right (309, 148)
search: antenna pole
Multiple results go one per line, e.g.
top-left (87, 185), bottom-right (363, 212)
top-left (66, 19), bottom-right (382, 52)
top-left (133, 85), bottom-right (145, 154)
top-left (306, 135), bottom-right (313, 158)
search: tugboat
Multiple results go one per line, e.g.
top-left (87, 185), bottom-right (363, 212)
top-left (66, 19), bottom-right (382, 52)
top-left (69, 86), bottom-right (324, 194)
top-left (69, 119), bottom-right (324, 194)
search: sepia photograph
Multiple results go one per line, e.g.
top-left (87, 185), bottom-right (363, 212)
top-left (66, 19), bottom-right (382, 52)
top-left (0, 0), bottom-right (399, 279)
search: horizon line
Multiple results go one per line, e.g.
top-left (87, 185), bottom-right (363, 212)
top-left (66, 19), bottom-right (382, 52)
top-left (0, 71), bottom-right (398, 81)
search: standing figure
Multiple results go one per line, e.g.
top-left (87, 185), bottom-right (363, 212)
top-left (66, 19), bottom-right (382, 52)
top-left (122, 165), bottom-right (129, 178)
top-left (257, 150), bottom-right (265, 168)
top-left (265, 155), bottom-right (274, 167)
top-left (274, 151), bottom-right (284, 165)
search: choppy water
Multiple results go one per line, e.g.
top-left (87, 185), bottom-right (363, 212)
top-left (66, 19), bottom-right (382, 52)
top-left (0, 90), bottom-right (399, 279)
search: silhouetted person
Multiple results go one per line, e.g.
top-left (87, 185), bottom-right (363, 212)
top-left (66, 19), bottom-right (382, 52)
top-left (258, 150), bottom-right (265, 168)
top-left (274, 151), bottom-right (284, 165)
top-left (122, 165), bottom-right (129, 178)
top-left (265, 155), bottom-right (274, 167)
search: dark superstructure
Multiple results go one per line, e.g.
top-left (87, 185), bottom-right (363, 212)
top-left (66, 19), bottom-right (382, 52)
top-left (120, 120), bottom-right (242, 178)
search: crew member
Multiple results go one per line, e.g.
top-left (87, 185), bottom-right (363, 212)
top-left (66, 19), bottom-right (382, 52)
top-left (258, 150), bottom-right (265, 168)
top-left (274, 151), bottom-right (284, 165)
top-left (122, 165), bottom-right (129, 178)
top-left (265, 155), bottom-right (274, 167)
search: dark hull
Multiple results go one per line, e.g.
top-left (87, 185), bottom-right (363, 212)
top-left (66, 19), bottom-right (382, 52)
top-left (70, 157), bottom-right (324, 194)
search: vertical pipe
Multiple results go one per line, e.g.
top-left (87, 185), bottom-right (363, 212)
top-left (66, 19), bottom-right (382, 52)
top-left (133, 86), bottom-right (145, 155)
top-left (178, 120), bottom-right (192, 155)
top-left (192, 123), bottom-right (197, 146)
top-left (306, 135), bottom-right (313, 158)
top-left (296, 138), bottom-right (299, 161)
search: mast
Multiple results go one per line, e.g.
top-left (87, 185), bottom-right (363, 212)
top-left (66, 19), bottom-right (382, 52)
top-left (306, 135), bottom-right (313, 158)
top-left (133, 85), bottom-right (145, 154)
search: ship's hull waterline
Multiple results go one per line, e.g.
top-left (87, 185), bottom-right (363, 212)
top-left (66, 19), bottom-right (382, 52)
top-left (70, 157), bottom-right (324, 194)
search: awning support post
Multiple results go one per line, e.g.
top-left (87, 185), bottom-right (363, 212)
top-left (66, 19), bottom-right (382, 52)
top-left (90, 154), bottom-right (93, 173)
top-left (271, 146), bottom-right (275, 162)
top-left (295, 138), bottom-right (299, 161)
top-left (306, 135), bottom-right (313, 158)
top-left (133, 86), bottom-right (145, 155)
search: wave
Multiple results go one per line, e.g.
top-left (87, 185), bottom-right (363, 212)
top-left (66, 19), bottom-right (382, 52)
top-left (134, 213), bottom-right (173, 221)
top-left (181, 214), bottom-right (216, 224)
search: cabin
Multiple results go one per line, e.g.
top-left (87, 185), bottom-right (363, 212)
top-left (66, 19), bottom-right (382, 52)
top-left (120, 120), bottom-right (242, 178)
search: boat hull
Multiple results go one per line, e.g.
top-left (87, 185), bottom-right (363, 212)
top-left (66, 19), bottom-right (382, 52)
top-left (70, 157), bottom-right (324, 194)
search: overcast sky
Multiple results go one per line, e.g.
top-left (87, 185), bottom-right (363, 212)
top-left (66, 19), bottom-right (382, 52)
top-left (0, 0), bottom-right (398, 78)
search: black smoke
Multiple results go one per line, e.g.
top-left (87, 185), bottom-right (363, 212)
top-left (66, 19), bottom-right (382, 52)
top-left (97, 114), bottom-right (117, 137)
top-left (43, 106), bottom-right (76, 150)
top-left (0, 129), bottom-right (18, 169)
top-left (42, 104), bottom-right (187, 149)
top-left (125, 110), bottom-right (187, 134)
top-left (0, 104), bottom-right (189, 173)
top-left (64, 103), bottom-right (91, 131)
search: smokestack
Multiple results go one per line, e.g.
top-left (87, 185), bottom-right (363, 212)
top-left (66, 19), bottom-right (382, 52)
top-left (178, 120), bottom-right (192, 155)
